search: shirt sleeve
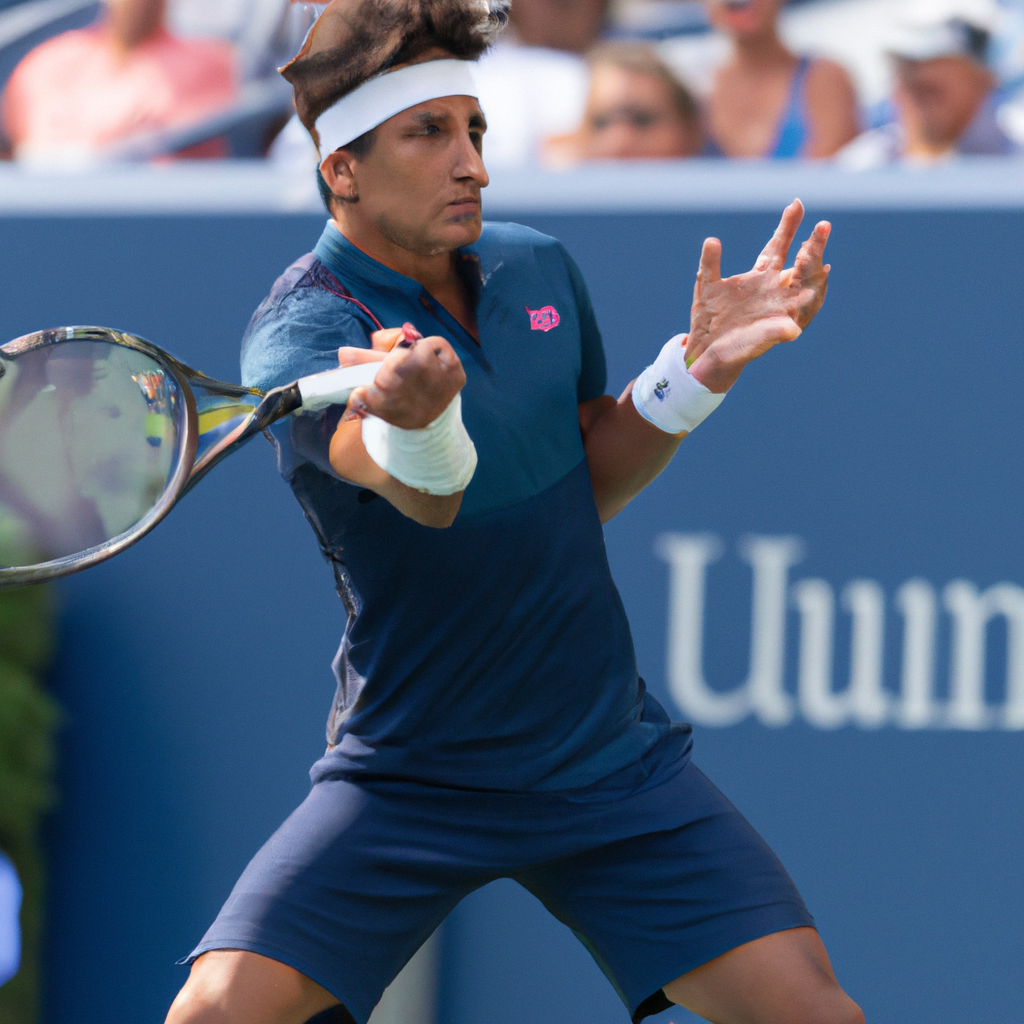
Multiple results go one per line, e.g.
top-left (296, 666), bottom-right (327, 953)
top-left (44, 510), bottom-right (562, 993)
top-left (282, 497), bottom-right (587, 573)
top-left (240, 287), bottom-right (371, 392)
top-left (559, 244), bottom-right (608, 404)
top-left (241, 285), bottom-right (374, 482)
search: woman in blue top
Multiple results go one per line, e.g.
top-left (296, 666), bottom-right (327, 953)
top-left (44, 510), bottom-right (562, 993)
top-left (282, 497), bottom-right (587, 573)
top-left (703, 0), bottom-right (860, 159)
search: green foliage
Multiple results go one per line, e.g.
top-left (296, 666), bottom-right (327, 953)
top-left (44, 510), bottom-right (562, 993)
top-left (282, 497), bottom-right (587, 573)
top-left (0, 583), bottom-right (59, 1024)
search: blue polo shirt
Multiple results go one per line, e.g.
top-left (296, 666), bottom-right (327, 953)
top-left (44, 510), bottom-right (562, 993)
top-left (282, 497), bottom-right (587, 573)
top-left (241, 221), bottom-right (691, 791)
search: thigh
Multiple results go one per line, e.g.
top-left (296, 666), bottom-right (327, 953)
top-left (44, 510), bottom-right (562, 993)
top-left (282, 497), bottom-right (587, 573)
top-left (183, 777), bottom-right (483, 1024)
top-left (518, 763), bottom-right (815, 1023)
top-left (664, 927), bottom-right (863, 1024)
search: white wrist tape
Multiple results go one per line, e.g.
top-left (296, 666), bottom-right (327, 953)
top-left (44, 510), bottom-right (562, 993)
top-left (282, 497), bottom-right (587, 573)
top-left (361, 393), bottom-right (477, 496)
top-left (632, 334), bottom-right (725, 434)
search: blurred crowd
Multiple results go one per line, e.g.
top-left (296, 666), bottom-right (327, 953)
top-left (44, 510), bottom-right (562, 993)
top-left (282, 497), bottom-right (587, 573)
top-left (0, 0), bottom-right (1022, 169)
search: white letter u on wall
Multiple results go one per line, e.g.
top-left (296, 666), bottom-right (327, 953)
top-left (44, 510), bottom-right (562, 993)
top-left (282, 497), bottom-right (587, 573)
top-left (656, 534), bottom-right (803, 727)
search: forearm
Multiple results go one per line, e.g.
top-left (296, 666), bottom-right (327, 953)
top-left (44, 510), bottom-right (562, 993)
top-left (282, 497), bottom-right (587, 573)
top-left (582, 385), bottom-right (685, 523)
top-left (329, 420), bottom-right (462, 528)
top-left (583, 202), bottom-right (831, 524)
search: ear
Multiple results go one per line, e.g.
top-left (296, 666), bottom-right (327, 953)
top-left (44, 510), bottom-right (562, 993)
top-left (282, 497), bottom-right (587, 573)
top-left (321, 150), bottom-right (359, 203)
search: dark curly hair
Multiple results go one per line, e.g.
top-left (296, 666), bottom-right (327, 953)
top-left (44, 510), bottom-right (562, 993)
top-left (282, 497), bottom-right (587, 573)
top-left (280, 0), bottom-right (509, 148)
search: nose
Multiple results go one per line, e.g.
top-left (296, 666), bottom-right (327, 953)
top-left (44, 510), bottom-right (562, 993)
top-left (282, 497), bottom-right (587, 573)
top-left (454, 131), bottom-right (489, 188)
top-left (594, 124), bottom-right (641, 159)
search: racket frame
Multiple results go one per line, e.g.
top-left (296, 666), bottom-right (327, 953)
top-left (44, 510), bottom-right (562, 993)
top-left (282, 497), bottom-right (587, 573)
top-left (0, 326), bottom-right (373, 585)
top-left (1, 327), bottom-right (212, 585)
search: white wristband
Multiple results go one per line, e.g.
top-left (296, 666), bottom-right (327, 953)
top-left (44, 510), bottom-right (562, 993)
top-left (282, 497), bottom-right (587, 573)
top-left (632, 334), bottom-right (725, 434)
top-left (361, 393), bottom-right (478, 496)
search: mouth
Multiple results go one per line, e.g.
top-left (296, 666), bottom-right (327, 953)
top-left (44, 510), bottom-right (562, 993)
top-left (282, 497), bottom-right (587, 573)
top-left (446, 197), bottom-right (481, 218)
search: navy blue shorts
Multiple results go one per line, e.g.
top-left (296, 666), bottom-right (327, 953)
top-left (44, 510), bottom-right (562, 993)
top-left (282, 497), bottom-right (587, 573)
top-left (187, 753), bottom-right (813, 1023)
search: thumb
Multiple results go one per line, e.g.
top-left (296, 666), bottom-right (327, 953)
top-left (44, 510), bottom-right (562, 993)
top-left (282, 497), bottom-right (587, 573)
top-left (338, 346), bottom-right (387, 367)
top-left (370, 327), bottom-right (407, 352)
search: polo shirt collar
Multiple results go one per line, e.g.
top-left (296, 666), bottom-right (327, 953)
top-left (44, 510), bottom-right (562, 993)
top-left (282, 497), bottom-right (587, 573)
top-left (314, 221), bottom-right (489, 304)
top-left (314, 221), bottom-right (424, 300)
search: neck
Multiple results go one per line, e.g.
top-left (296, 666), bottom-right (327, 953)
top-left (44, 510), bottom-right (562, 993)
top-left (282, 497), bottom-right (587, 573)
top-left (731, 30), bottom-right (793, 72)
top-left (107, 0), bottom-right (165, 55)
top-left (333, 216), bottom-right (460, 294)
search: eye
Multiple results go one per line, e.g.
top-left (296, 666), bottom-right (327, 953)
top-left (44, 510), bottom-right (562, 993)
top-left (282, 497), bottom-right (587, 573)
top-left (629, 111), bottom-right (659, 129)
top-left (422, 123), bottom-right (441, 135)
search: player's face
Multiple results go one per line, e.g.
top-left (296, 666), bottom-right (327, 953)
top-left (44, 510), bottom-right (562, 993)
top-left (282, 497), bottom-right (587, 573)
top-left (351, 95), bottom-right (489, 258)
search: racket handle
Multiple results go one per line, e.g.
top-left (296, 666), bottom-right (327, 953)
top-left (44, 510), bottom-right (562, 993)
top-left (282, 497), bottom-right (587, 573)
top-left (296, 362), bottom-right (380, 412)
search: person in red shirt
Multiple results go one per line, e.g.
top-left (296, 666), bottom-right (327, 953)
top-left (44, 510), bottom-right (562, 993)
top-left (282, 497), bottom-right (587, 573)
top-left (0, 0), bottom-right (237, 163)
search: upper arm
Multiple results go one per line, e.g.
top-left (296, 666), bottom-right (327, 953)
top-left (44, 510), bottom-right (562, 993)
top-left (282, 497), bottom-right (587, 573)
top-left (578, 394), bottom-right (616, 441)
top-left (804, 59), bottom-right (861, 158)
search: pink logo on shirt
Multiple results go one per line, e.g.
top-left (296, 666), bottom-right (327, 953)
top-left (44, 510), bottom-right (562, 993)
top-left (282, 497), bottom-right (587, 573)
top-left (526, 306), bottom-right (561, 332)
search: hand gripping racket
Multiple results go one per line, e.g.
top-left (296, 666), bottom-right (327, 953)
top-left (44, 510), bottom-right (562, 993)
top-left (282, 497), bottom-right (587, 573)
top-left (0, 326), bottom-right (377, 586)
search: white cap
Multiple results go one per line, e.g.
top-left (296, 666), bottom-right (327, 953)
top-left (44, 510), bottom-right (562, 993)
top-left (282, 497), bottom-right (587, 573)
top-left (887, 0), bottom-right (1002, 63)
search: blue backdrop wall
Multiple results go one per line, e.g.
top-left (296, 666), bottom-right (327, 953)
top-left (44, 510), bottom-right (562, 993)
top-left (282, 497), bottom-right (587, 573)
top-left (0, 204), bottom-right (1021, 1024)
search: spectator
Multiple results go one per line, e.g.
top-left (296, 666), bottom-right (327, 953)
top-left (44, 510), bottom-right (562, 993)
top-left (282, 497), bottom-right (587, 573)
top-left (0, 850), bottom-right (19, 988)
top-left (838, 0), bottom-right (1016, 168)
top-left (472, 0), bottom-right (608, 167)
top-left (0, 0), bottom-right (237, 164)
top-left (703, 0), bottom-right (860, 159)
top-left (543, 43), bottom-right (703, 165)
top-left (505, 0), bottom-right (605, 54)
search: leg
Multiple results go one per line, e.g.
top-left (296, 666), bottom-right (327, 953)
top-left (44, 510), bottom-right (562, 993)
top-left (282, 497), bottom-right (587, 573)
top-left (664, 927), bottom-right (864, 1024)
top-left (165, 950), bottom-right (351, 1024)
top-left (173, 772), bottom-right (491, 1024)
top-left (517, 762), bottom-right (858, 1024)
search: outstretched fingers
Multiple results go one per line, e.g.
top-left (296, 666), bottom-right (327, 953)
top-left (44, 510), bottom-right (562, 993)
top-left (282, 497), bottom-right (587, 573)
top-left (697, 237), bottom-right (723, 288)
top-left (792, 220), bottom-right (832, 281)
top-left (754, 199), bottom-right (805, 272)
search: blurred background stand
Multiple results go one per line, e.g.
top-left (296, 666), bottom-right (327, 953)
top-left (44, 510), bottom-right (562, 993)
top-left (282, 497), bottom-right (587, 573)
top-left (0, 0), bottom-right (99, 97)
top-left (104, 75), bottom-right (295, 162)
top-left (0, 0), bottom-right (311, 161)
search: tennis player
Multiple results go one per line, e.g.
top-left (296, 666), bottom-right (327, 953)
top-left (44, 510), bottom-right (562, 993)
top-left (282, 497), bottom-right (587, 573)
top-left (166, 3), bottom-right (862, 1023)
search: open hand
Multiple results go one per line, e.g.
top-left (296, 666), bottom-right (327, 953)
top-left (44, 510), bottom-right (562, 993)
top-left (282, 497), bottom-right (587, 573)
top-left (684, 199), bottom-right (831, 394)
top-left (336, 323), bottom-right (466, 429)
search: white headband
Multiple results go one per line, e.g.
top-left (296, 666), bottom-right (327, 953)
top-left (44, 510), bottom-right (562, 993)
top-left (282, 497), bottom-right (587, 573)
top-left (314, 59), bottom-right (479, 160)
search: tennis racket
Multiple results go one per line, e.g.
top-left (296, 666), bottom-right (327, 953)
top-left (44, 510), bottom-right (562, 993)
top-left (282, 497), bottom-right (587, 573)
top-left (0, 326), bottom-right (376, 587)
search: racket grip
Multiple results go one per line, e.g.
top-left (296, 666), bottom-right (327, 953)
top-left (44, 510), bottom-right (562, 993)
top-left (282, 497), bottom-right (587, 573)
top-left (296, 362), bottom-right (381, 412)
